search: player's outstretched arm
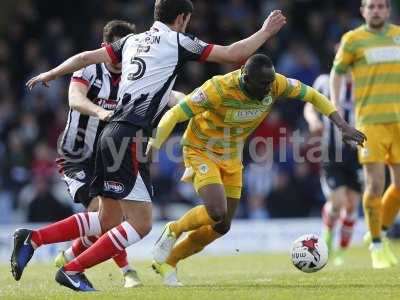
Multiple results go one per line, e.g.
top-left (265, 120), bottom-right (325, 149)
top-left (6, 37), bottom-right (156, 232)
top-left (26, 48), bottom-right (111, 90)
top-left (146, 104), bottom-right (190, 155)
top-left (329, 111), bottom-right (366, 147)
top-left (206, 10), bottom-right (286, 64)
top-left (146, 104), bottom-right (189, 161)
top-left (69, 82), bottom-right (113, 121)
top-left (287, 79), bottom-right (365, 146)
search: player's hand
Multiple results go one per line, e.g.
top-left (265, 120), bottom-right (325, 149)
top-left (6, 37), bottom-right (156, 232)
top-left (261, 10), bottom-right (287, 38)
top-left (98, 109), bottom-right (114, 122)
top-left (340, 124), bottom-right (367, 147)
top-left (26, 71), bottom-right (57, 90)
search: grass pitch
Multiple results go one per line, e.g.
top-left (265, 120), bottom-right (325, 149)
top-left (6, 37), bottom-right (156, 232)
top-left (1, 243), bottom-right (400, 300)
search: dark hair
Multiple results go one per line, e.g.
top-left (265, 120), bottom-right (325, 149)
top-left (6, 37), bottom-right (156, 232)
top-left (103, 20), bottom-right (136, 43)
top-left (154, 0), bottom-right (194, 24)
top-left (244, 54), bottom-right (274, 73)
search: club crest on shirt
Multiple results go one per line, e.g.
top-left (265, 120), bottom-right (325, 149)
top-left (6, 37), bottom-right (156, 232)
top-left (198, 164), bottom-right (209, 174)
top-left (191, 88), bottom-right (208, 105)
top-left (76, 170), bottom-right (86, 180)
top-left (262, 96), bottom-right (273, 106)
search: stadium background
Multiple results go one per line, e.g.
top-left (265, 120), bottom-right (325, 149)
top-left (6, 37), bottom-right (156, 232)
top-left (0, 0), bottom-right (400, 225)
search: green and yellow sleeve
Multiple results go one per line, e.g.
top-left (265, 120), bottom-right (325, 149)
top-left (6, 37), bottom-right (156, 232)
top-left (149, 80), bottom-right (222, 150)
top-left (148, 105), bottom-right (189, 149)
top-left (332, 32), bottom-right (355, 74)
top-left (302, 87), bottom-right (337, 116)
top-left (275, 73), bottom-right (336, 117)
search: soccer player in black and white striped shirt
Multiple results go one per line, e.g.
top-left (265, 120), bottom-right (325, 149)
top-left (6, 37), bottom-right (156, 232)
top-left (54, 20), bottom-right (183, 288)
top-left (304, 72), bottom-right (362, 266)
top-left (20, 0), bottom-right (286, 291)
top-left (52, 20), bottom-right (145, 288)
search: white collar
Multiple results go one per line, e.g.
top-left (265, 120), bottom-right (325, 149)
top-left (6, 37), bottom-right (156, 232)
top-left (151, 21), bottom-right (173, 32)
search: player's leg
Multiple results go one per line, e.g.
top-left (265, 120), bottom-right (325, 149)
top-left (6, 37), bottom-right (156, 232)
top-left (381, 164), bottom-right (400, 234)
top-left (168, 197), bottom-right (239, 267)
top-left (57, 196), bottom-right (141, 287)
top-left (10, 129), bottom-right (131, 282)
top-left (334, 188), bottom-right (359, 266)
top-left (60, 197), bottom-right (102, 264)
top-left (55, 123), bottom-right (151, 291)
top-left (55, 197), bottom-right (150, 292)
top-left (61, 199), bottom-right (151, 275)
top-left (153, 182), bottom-right (226, 265)
top-left (379, 163), bottom-right (400, 266)
top-left (153, 151), bottom-right (225, 264)
top-left (322, 187), bottom-right (345, 252)
top-left (10, 199), bottom-right (114, 281)
top-left (381, 122), bottom-right (400, 233)
top-left (340, 188), bottom-right (359, 249)
top-left (152, 197), bottom-right (239, 286)
top-left (171, 183), bottom-right (227, 236)
top-left (320, 167), bottom-right (347, 253)
top-left (363, 163), bottom-right (385, 240)
top-left (362, 162), bottom-right (391, 268)
top-left (154, 160), bottom-right (242, 286)
top-left (358, 123), bottom-right (392, 268)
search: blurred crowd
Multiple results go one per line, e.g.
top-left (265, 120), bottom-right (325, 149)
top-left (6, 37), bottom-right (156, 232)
top-left (0, 0), bottom-right (399, 224)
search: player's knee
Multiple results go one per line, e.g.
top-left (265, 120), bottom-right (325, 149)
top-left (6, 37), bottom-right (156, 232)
top-left (86, 197), bottom-right (100, 212)
top-left (208, 207), bottom-right (227, 223)
top-left (132, 221), bottom-right (152, 238)
top-left (346, 197), bottom-right (358, 212)
top-left (365, 180), bottom-right (384, 196)
top-left (213, 221), bottom-right (231, 235)
top-left (99, 213), bottom-right (120, 233)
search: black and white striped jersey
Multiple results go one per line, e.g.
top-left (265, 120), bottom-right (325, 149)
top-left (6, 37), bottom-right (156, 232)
top-left (59, 63), bottom-right (120, 161)
top-left (312, 74), bottom-right (355, 163)
top-left (105, 21), bottom-right (213, 129)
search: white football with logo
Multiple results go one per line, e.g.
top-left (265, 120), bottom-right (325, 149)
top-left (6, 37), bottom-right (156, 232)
top-left (291, 234), bottom-right (328, 273)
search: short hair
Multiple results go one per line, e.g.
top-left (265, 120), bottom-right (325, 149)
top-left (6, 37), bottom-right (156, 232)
top-left (361, 0), bottom-right (391, 7)
top-left (154, 0), bottom-right (194, 24)
top-left (103, 20), bottom-right (136, 43)
top-left (244, 54), bottom-right (274, 74)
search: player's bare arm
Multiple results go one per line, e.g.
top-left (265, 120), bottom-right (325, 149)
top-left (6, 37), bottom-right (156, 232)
top-left (69, 81), bottom-right (113, 121)
top-left (26, 48), bottom-right (111, 90)
top-left (206, 10), bottom-right (286, 64)
top-left (304, 102), bottom-right (324, 134)
top-left (329, 69), bottom-right (346, 115)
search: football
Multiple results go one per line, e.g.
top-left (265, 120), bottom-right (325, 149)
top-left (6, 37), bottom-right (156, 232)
top-left (291, 234), bottom-right (328, 273)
